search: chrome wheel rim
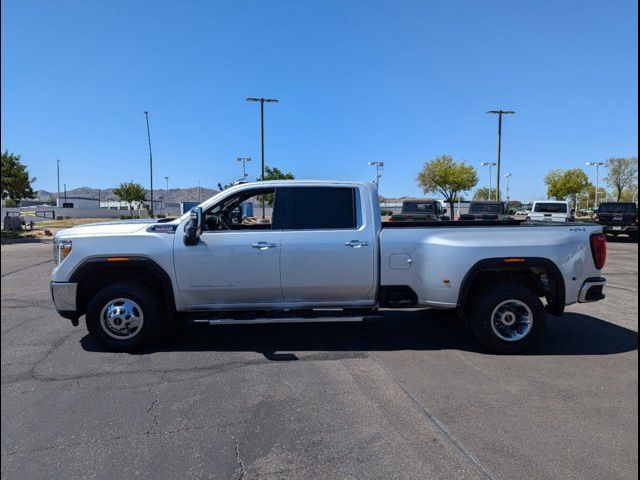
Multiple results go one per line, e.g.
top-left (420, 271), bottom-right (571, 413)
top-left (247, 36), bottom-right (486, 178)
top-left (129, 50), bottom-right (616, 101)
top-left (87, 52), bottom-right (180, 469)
top-left (100, 298), bottom-right (144, 340)
top-left (490, 299), bottom-right (533, 342)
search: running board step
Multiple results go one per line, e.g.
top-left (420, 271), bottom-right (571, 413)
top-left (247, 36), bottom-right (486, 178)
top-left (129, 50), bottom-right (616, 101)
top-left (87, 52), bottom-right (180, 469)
top-left (184, 313), bottom-right (382, 326)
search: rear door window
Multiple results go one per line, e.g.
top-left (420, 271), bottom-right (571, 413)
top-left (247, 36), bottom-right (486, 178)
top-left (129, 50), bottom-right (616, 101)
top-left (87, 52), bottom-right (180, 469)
top-left (599, 203), bottom-right (637, 214)
top-left (282, 187), bottom-right (358, 230)
top-left (534, 203), bottom-right (568, 213)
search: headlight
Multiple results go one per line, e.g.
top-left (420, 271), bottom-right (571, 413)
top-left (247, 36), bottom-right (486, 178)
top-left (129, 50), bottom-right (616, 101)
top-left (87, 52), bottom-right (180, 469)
top-left (53, 239), bottom-right (72, 266)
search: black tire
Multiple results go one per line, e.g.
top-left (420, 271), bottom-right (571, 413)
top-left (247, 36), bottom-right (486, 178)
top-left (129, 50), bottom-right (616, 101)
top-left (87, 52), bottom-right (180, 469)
top-left (86, 282), bottom-right (165, 351)
top-left (466, 284), bottom-right (546, 354)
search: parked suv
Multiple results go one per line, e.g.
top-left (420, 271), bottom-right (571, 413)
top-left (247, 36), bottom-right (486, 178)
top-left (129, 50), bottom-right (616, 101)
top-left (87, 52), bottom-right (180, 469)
top-left (459, 201), bottom-right (511, 221)
top-left (390, 199), bottom-right (449, 222)
top-left (594, 202), bottom-right (638, 241)
top-left (528, 201), bottom-right (574, 223)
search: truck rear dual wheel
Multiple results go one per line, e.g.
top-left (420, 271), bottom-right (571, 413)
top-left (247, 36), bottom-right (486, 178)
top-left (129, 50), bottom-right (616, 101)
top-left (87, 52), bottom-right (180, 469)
top-left (86, 282), bottom-right (165, 351)
top-left (468, 284), bottom-right (546, 354)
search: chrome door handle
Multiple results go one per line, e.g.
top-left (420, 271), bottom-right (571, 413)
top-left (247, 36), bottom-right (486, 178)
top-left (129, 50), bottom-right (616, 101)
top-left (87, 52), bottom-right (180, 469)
top-left (251, 242), bottom-right (277, 250)
top-left (344, 240), bottom-right (369, 248)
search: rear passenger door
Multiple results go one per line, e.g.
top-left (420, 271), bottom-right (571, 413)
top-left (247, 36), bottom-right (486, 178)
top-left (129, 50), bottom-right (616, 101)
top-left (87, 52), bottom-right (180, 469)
top-left (279, 186), bottom-right (376, 307)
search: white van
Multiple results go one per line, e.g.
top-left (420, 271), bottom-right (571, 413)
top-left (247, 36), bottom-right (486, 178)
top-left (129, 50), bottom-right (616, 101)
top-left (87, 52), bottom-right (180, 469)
top-left (528, 201), bottom-right (574, 223)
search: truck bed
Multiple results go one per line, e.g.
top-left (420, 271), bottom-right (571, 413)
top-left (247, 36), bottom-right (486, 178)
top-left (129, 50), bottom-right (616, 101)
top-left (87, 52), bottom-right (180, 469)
top-left (381, 220), bottom-right (598, 228)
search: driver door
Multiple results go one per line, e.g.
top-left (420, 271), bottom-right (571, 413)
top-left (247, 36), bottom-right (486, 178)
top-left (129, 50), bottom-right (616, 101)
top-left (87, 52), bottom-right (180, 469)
top-left (173, 187), bottom-right (284, 310)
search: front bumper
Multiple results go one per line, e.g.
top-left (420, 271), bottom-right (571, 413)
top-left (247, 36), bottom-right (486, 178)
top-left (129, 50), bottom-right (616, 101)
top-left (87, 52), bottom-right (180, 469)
top-left (578, 277), bottom-right (607, 303)
top-left (50, 281), bottom-right (79, 324)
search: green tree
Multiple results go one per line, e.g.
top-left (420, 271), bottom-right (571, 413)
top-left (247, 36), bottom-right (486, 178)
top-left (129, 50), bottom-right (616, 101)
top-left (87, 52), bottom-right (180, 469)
top-left (258, 165), bottom-right (295, 206)
top-left (544, 168), bottom-right (591, 203)
top-left (618, 187), bottom-right (638, 203)
top-left (584, 184), bottom-right (608, 207)
top-left (113, 181), bottom-right (146, 212)
top-left (473, 187), bottom-right (497, 201)
top-left (1, 151), bottom-right (37, 204)
top-left (605, 157), bottom-right (638, 201)
top-left (417, 155), bottom-right (478, 215)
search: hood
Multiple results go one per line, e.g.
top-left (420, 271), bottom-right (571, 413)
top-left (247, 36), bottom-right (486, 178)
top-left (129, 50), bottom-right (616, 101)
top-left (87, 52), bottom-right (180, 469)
top-left (54, 219), bottom-right (159, 239)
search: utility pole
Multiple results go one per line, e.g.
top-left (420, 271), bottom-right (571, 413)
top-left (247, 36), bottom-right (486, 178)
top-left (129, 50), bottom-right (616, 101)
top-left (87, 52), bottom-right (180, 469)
top-left (56, 159), bottom-right (61, 207)
top-left (144, 111), bottom-right (154, 217)
top-left (487, 110), bottom-right (515, 200)
top-left (481, 162), bottom-right (497, 199)
top-left (246, 97), bottom-right (278, 218)
top-left (368, 162), bottom-right (384, 188)
top-left (504, 173), bottom-right (513, 204)
top-left (585, 162), bottom-right (605, 209)
top-left (236, 157), bottom-right (252, 179)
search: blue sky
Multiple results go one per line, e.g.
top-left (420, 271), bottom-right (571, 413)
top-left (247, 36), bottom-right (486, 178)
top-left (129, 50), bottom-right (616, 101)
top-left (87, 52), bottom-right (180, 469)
top-left (1, 0), bottom-right (637, 201)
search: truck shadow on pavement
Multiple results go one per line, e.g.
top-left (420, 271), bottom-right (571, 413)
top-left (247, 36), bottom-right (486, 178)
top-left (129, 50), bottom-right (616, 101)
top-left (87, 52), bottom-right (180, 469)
top-left (80, 309), bottom-right (638, 358)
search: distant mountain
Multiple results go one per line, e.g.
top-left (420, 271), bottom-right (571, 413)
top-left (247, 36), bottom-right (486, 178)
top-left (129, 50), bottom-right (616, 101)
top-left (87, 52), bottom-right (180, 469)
top-left (36, 186), bottom-right (219, 204)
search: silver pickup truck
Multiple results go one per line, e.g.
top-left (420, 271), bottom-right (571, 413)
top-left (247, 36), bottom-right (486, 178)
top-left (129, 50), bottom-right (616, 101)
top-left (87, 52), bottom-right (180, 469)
top-left (51, 180), bottom-right (607, 353)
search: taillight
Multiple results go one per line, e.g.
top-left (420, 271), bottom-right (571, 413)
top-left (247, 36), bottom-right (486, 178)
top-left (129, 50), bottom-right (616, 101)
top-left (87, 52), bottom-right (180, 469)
top-left (593, 214), bottom-right (600, 222)
top-left (590, 233), bottom-right (607, 270)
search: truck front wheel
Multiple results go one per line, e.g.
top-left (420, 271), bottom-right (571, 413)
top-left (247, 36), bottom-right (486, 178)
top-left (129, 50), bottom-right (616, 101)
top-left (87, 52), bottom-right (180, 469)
top-left (467, 284), bottom-right (546, 354)
top-left (86, 282), bottom-right (165, 351)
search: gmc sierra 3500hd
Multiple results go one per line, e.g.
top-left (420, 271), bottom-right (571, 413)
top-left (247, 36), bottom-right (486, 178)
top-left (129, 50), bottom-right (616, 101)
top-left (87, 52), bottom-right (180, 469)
top-left (50, 180), bottom-right (608, 353)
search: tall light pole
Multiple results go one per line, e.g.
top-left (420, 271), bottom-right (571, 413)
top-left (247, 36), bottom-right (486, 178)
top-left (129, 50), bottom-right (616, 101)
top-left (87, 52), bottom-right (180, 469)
top-left (585, 162), bottom-right (605, 209)
top-left (487, 110), bottom-right (515, 200)
top-left (144, 111), bottom-right (154, 217)
top-left (368, 162), bottom-right (384, 188)
top-left (56, 159), bottom-right (61, 207)
top-left (480, 162), bottom-right (497, 199)
top-left (246, 97), bottom-right (278, 218)
top-left (504, 173), bottom-right (513, 204)
top-left (236, 157), bottom-right (252, 179)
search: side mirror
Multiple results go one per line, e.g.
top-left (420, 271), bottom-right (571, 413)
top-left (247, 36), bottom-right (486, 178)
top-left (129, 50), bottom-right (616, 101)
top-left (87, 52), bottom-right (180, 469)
top-left (442, 208), bottom-right (448, 215)
top-left (184, 207), bottom-right (203, 246)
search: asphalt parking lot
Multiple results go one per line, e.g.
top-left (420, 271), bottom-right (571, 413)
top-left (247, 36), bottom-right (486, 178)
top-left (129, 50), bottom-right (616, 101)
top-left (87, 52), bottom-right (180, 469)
top-left (1, 240), bottom-right (638, 479)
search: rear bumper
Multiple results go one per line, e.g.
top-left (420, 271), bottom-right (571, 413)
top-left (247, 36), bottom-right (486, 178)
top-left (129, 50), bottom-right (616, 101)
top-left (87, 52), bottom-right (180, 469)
top-left (601, 225), bottom-right (638, 233)
top-left (50, 281), bottom-right (79, 324)
top-left (578, 277), bottom-right (607, 303)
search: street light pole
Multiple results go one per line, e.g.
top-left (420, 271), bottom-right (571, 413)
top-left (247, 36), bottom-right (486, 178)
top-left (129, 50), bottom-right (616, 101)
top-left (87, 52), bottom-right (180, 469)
top-left (246, 97), bottom-right (278, 218)
top-left (56, 159), bottom-right (61, 207)
top-left (487, 110), bottom-right (515, 200)
top-left (585, 162), bottom-right (605, 209)
top-left (144, 111), bottom-right (154, 217)
top-left (504, 173), bottom-right (513, 204)
top-left (368, 162), bottom-right (384, 188)
top-left (480, 162), bottom-right (497, 199)
top-left (236, 157), bottom-right (252, 179)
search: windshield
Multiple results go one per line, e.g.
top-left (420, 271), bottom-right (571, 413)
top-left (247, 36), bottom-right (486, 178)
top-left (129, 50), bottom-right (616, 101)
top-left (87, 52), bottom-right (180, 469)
top-left (598, 203), bottom-right (637, 214)
top-left (403, 202), bottom-right (435, 214)
top-left (534, 203), bottom-right (568, 213)
top-left (469, 203), bottom-right (502, 214)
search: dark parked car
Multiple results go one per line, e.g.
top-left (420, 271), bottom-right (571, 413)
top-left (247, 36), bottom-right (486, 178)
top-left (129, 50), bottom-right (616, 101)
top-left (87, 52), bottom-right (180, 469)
top-left (390, 199), bottom-right (449, 222)
top-left (459, 201), bottom-right (512, 221)
top-left (594, 202), bottom-right (638, 241)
